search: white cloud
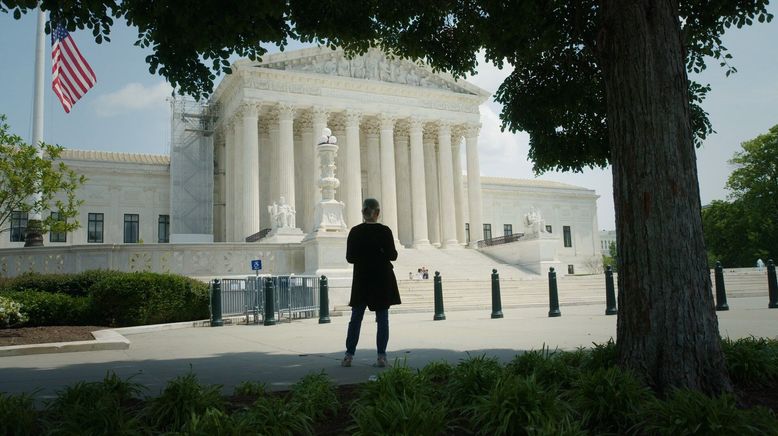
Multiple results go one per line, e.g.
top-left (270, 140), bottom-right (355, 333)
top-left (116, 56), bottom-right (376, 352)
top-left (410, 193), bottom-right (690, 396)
top-left (474, 104), bottom-right (534, 179)
top-left (466, 51), bottom-right (513, 94)
top-left (93, 82), bottom-right (173, 117)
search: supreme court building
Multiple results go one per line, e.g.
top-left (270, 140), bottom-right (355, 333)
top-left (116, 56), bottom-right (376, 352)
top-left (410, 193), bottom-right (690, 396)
top-left (1, 47), bottom-right (601, 280)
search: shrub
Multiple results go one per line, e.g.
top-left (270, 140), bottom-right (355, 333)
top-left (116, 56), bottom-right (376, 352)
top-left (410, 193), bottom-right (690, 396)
top-left (2, 291), bottom-right (95, 326)
top-left (233, 380), bottom-right (267, 398)
top-left (0, 392), bottom-right (38, 436)
top-left (350, 392), bottom-right (449, 436)
top-left (417, 360), bottom-right (454, 385)
top-left (636, 389), bottom-right (778, 436)
top-left (89, 272), bottom-right (209, 326)
top-left (357, 360), bottom-right (427, 404)
top-left (177, 407), bottom-right (235, 435)
top-left (43, 372), bottom-right (145, 436)
top-left (583, 338), bottom-right (618, 371)
top-left (568, 366), bottom-right (652, 434)
top-left (290, 371), bottom-right (339, 421)
top-left (445, 354), bottom-right (503, 409)
top-left (145, 372), bottom-right (224, 432)
top-left (464, 374), bottom-right (573, 436)
top-left (505, 346), bottom-right (579, 389)
top-left (0, 295), bottom-right (27, 328)
top-left (232, 396), bottom-right (313, 436)
top-left (722, 336), bottom-right (778, 385)
top-left (0, 270), bottom-right (121, 297)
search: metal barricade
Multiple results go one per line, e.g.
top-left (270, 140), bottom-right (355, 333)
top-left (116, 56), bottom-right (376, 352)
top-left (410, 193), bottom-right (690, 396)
top-left (220, 275), bottom-right (319, 324)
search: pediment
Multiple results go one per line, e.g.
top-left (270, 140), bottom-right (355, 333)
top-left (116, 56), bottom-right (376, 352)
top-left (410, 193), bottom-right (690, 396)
top-left (255, 47), bottom-right (487, 97)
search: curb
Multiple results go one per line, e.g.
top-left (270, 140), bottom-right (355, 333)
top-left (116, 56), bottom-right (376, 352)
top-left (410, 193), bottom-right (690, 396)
top-left (0, 319), bottom-right (210, 358)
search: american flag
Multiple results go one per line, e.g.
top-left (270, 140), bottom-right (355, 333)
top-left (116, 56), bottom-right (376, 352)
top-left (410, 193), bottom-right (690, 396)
top-left (51, 21), bottom-right (96, 113)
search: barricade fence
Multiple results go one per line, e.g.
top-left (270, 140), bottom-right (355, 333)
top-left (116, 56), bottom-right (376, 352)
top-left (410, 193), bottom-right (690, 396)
top-left (220, 275), bottom-right (320, 324)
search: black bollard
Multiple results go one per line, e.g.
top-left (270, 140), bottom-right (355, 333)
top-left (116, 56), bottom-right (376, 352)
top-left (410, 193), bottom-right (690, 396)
top-left (490, 269), bottom-right (504, 319)
top-left (548, 267), bottom-right (561, 317)
top-left (263, 277), bottom-right (277, 325)
top-left (604, 266), bottom-right (617, 315)
top-left (318, 275), bottom-right (331, 324)
top-left (768, 259), bottom-right (778, 309)
top-left (714, 261), bottom-right (730, 311)
top-left (433, 271), bottom-right (446, 321)
top-left (210, 279), bottom-right (224, 327)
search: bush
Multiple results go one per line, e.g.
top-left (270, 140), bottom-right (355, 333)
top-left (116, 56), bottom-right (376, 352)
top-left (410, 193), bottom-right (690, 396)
top-left (445, 354), bottom-right (504, 409)
top-left (505, 346), bottom-right (580, 389)
top-left (290, 371), bottom-right (339, 421)
top-left (2, 291), bottom-right (95, 326)
top-left (145, 372), bottom-right (224, 432)
top-left (464, 374), bottom-right (573, 436)
top-left (722, 336), bottom-right (778, 385)
top-left (0, 295), bottom-right (27, 328)
top-left (636, 389), bottom-right (778, 435)
top-left (90, 272), bottom-right (209, 326)
top-left (43, 372), bottom-right (146, 436)
top-left (350, 392), bottom-right (449, 436)
top-left (0, 392), bottom-right (38, 436)
top-left (233, 395), bottom-right (314, 435)
top-left (0, 270), bottom-right (121, 297)
top-left (568, 366), bottom-right (652, 434)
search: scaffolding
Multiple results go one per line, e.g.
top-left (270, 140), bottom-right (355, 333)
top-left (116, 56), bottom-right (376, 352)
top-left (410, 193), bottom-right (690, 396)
top-left (169, 97), bottom-right (217, 242)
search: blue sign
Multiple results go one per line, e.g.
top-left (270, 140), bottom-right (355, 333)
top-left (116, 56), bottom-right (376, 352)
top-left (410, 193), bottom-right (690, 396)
top-left (251, 259), bottom-right (262, 271)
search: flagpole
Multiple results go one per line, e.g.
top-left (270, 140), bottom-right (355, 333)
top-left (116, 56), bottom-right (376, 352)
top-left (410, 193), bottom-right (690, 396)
top-left (25, 7), bottom-right (46, 247)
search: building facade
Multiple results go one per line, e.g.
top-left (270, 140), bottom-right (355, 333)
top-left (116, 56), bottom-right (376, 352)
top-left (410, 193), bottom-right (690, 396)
top-left (1, 47), bottom-right (602, 277)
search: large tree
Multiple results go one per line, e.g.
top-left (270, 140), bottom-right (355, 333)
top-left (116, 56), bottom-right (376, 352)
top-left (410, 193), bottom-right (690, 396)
top-left (0, 115), bottom-right (85, 237)
top-left (3, 0), bottom-right (772, 394)
top-left (703, 125), bottom-right (778, 266)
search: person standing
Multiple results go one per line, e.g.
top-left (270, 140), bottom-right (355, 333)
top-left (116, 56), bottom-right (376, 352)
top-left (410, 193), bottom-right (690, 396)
top-left (342, 198), bottom-right (401, 368)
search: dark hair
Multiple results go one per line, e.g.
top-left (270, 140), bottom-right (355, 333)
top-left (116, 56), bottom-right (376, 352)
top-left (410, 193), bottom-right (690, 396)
top-left (362, 198), bottom-right (380, 219)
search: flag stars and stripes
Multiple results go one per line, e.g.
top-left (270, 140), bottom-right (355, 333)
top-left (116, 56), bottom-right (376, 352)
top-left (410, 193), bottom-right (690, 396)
top-left (51, 21), bottom-right (96, 113)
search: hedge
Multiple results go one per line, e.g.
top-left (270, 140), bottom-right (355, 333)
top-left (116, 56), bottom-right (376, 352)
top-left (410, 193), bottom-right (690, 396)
top-left (0, 271), bottom-right (210, 327)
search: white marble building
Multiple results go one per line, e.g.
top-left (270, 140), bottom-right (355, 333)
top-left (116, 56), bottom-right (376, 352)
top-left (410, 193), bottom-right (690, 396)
top-left (0, 47), bottom-right (602, 279)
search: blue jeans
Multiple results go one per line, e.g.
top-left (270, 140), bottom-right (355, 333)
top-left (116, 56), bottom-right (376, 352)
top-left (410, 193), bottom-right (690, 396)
top-left (345, 305), bottom-right (389, 357)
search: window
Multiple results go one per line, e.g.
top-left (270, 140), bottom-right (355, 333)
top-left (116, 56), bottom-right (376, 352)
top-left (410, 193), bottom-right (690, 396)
top-left (10, 211), bottom-right (27, 242)
top-left (545, 225), bottom-right (552, 233)
top-left (88, 213), bottom-right (104, 243)
top-left (563, 225), bottom-right (572, 247)
top-left (568, 264), bottom-right (575, 274)
top-left (504, 224), bottom-right (512, 236)
top-left (158, 215), bottom-right (170, 243)
top-left (49, 212), bottom-right (66, 243)
top-left (483, 223), bottom-right (492, 240)
top-left (124, 214), bottom-right (139, 243)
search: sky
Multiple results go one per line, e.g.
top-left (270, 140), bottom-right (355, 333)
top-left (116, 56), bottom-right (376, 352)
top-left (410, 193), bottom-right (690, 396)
top-left (1, 8), bottom-right (776, 231)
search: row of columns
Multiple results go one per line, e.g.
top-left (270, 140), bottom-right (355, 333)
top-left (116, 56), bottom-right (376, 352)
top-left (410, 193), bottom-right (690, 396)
top-left (217, 102), bottom-right (484, 247)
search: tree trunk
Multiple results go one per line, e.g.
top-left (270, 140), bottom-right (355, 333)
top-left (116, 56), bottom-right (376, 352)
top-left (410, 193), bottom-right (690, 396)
top-left (598, 0), bottom-right (732, 395)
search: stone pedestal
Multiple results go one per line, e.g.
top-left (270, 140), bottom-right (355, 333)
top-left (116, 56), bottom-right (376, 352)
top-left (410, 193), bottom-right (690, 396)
top-left (479, 233), bottom-right (561, 275)
top-left (263, 227), bottom-right (305, 244)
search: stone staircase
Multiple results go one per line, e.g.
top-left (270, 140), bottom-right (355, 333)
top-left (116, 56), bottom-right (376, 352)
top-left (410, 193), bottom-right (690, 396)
top-left (336, 265), bottom-right (774, 314)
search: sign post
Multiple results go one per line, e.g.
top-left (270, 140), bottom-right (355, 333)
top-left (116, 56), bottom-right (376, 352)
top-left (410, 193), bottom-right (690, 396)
top-left (251, 259), bottom-right (262, 277)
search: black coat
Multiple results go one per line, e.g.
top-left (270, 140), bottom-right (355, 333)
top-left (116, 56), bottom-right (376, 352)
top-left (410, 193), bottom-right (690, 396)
top-left (346, 222), bottom-right (401, 311)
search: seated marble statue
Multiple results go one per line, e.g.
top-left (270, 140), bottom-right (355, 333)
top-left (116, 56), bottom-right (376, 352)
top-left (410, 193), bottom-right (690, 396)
top-left (523, 206), bottom-right (546, 236)
top-left (269, 197), bottom-right (296, 230)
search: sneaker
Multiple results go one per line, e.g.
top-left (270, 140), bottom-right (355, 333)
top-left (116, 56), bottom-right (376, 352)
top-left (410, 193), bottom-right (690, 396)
top-left (341, 355), bottom-right (353, 367)
top-left (373, 356), bottom-right (387, 368)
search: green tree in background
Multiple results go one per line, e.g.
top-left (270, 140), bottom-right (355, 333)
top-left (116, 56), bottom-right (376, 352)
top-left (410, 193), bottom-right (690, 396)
top-left (0, 115), bottom-right (85, 237)
top-left (703, 125), bottom-right (777, 267)
top-left (2, 0), bottom-right (773, 395)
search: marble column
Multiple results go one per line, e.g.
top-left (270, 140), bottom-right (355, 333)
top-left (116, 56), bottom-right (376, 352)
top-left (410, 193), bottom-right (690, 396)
top-left (394, 124), bottom-right (412, 246)
top-left (298, 112), bottom-right (314, 233)
top-left (344, 110), bottom-right (363, 228)
top-left (224, 121), bottom-right (235, 242)
top-left (452, 129), bottom-right (466, 245)
top-left (241, 103), bottom-right (260, 239)
top-left (365, 120), bottom-right (381, 200)
top-left (232, 116), bottom-right (244, 241)
top-left (465, 124), bottom-right (484, 246)
top-left (437, 122), bottom-right (458, 247)
top-left (277, 103), bottom-right (296, 212)
top-left (214, 131), bottom-right (226, 242)
top-left (310, 108), bottom-right (328, 230)
top-left (423, 128), bottom-right (441, 246)
top-left (379, 115), bottom-right (399, 238)
top-left (268, 114), bottom-right (280, 207)
top-left (409, 119), bottom-right (430, 247)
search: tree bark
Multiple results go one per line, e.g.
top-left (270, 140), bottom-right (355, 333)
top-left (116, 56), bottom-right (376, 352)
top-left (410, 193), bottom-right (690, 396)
top-left (598, 0), bottom-right (732, 395)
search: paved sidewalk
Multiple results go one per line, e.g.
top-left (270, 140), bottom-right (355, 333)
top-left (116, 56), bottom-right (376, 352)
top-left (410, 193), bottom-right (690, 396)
top-left (0, 296), bottom-right (775, 400)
